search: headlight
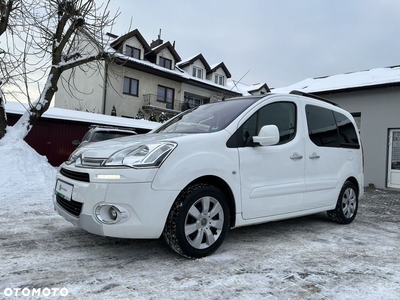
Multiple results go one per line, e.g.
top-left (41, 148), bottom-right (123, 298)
top-left (103, 142), bottom-right (177, 168)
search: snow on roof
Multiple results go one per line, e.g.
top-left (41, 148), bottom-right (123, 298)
top-left (5, 101), bottom-right (160, 130)
top-left (178, 54), bottom-right (201, 65)
top-left (113, 52), bottom-right (240, 94)
top-left (101, 29), bottom-right (236, 93)
top-left (273, 65), bottom-right (400, 94)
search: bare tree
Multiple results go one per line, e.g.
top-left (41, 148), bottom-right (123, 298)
top-left (0, 0), bottom-right (119, 140)
top-left (0, 0), bottom-right (18, 138)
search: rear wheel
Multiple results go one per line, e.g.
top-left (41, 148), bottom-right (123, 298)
top-left (163, 183), bottom-right (230, 258)
top-left (327, 181), bottom-right (358, 224)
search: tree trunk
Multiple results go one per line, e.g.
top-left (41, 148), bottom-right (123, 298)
top-left (11, 66), bottom-right (62, 139)
top-left (0, 94), bottom-right (7, 139)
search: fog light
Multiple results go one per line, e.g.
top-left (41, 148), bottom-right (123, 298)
top-left (95, 204), bottom-right (128, 224)
top-left (109, 207), bottom-right (118, 220)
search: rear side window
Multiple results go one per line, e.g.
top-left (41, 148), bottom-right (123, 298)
top-left (333, 111), bottom-right (360, 148)
top-left (306, 105), bottom-right (360, 149)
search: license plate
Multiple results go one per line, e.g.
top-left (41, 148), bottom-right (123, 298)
top-left (55, 180), bottom-right (73, 201)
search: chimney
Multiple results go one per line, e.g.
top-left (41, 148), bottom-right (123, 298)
top-left (150, 29), bottom-right (163, 48)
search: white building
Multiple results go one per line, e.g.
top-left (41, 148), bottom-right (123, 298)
top-left (55, 29), bottom-right (246, 120)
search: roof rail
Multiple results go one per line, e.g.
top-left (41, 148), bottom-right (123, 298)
top-left (289, 90), bottom-right (340, 107)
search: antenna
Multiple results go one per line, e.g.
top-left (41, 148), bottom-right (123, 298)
top-left (229, 69), bottom-right (250, 92)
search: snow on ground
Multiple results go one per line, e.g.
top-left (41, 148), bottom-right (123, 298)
top-left (1, 133), bottom-right (400, 299)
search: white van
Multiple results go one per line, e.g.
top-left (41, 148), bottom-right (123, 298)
top-left (54, 91), bottom-right (364, 258)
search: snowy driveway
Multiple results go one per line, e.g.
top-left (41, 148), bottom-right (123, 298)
top-left (1, 181), bottom-right (399, 300)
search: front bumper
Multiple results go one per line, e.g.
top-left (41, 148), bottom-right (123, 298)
top-left (53, 165), bottom-right (179, 239)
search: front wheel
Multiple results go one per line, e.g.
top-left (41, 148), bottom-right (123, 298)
top-left (163, 183), bottom-right (230, 258)
top-left (327, 181), bottom-right (358, 224)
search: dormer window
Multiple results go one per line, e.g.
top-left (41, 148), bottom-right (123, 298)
top-left (215, 74), bottom-right (224, 85)
top-left (159, 57), bottom-right (172, 69)
top-left (126, 45), bottom-right (141, 59)
top-left (192, 67), bottom-right (203, 79)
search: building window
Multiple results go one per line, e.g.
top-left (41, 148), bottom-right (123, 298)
top-left (159, 57), bottom-right (172, 69)
top-left (125, 45), bottom-right (141, 59)
top-left (192, 67), bottom-right (203, 79)
top-left (123, 77), bottom-right (139, 96)
top-left (157, 85), bottom-right (174, 109)
top-left (215, 74), bottom-right (224, 85)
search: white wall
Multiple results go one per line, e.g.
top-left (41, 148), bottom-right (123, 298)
top-left (55, 60), bottom-right (106, 113)
top-left (104, 64), bottom-right (182, 117)
top-left (124, 36), bottom-right (147, 59)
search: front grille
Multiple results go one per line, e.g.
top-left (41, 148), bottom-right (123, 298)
top-left (60, 168), bottom-right (90, 182)
top-left (56, 194), bottom-right (83, 217)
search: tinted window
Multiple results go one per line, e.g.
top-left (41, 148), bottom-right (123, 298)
top-left (237, 102), bottom-right (296, 147)
top-left (156, 98), bottom-right (260, 134)
top-left (306, 105), bottom-right (340, 147)
top-left (333, 111), bottom-right (360, 149)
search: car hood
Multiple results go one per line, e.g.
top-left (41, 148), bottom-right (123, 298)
top-left (75, 133), bottom-right (188, 158)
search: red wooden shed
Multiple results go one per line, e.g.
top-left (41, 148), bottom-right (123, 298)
top-left (6, 102), bottom-right (159, 166)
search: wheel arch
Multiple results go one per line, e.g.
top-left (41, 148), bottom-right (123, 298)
top-left (182, 175), bottom-right (236, 228)
top-left (344, 176), bottom-right (360, 196)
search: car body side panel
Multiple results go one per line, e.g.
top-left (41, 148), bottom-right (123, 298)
top-left (151, 131), bottom-right (243, 214)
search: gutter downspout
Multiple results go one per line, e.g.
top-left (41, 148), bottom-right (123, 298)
top-left (102, 60), bottom-right (109, 115)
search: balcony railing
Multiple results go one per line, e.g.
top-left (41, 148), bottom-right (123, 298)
top-left (143, 94), bottom-right (176, 110)
top-left (143, 94), bottom-right (214, 114)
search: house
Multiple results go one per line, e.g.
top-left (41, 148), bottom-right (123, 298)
top-left (55, 29), bottom-right (243, 120)
top-left (227, 80), bottom-right (271, 96)
top-left (273, 65), bottom-right (400, 190)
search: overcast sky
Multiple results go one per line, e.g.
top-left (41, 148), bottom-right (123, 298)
top-left (99, 0), bottom-right (400, 89)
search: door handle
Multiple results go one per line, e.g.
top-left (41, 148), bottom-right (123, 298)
top-left (290, 152), bottom-right (303, 160)
top-left (309, 152), bottom-right (320, 159)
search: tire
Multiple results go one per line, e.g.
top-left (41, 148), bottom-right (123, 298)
top-left (327, 181), bottom-right (358, 224)
top-left (163, 183), bottom-right (230, 258)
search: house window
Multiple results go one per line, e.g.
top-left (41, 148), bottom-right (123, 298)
top-left (159, 57), bottom-right (172, 69)
top-left (192, 67), bottom-right (203, 79)
top-left (215, 74), bottom-right (224, 85)
top-left (157, 85), bottom-right (174, 109)
top-left (123, 77), bottom-right (139, 96)
top-left (125, 45), bottom-right (141, 59)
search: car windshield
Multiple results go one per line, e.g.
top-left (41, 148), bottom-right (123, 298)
top-left (155, 98), bottom-right (261, 133)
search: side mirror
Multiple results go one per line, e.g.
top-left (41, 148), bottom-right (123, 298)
top-left (72, 140), bottom-right (80, 146)
top-left (252, 125), bottom-right (279, 146)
